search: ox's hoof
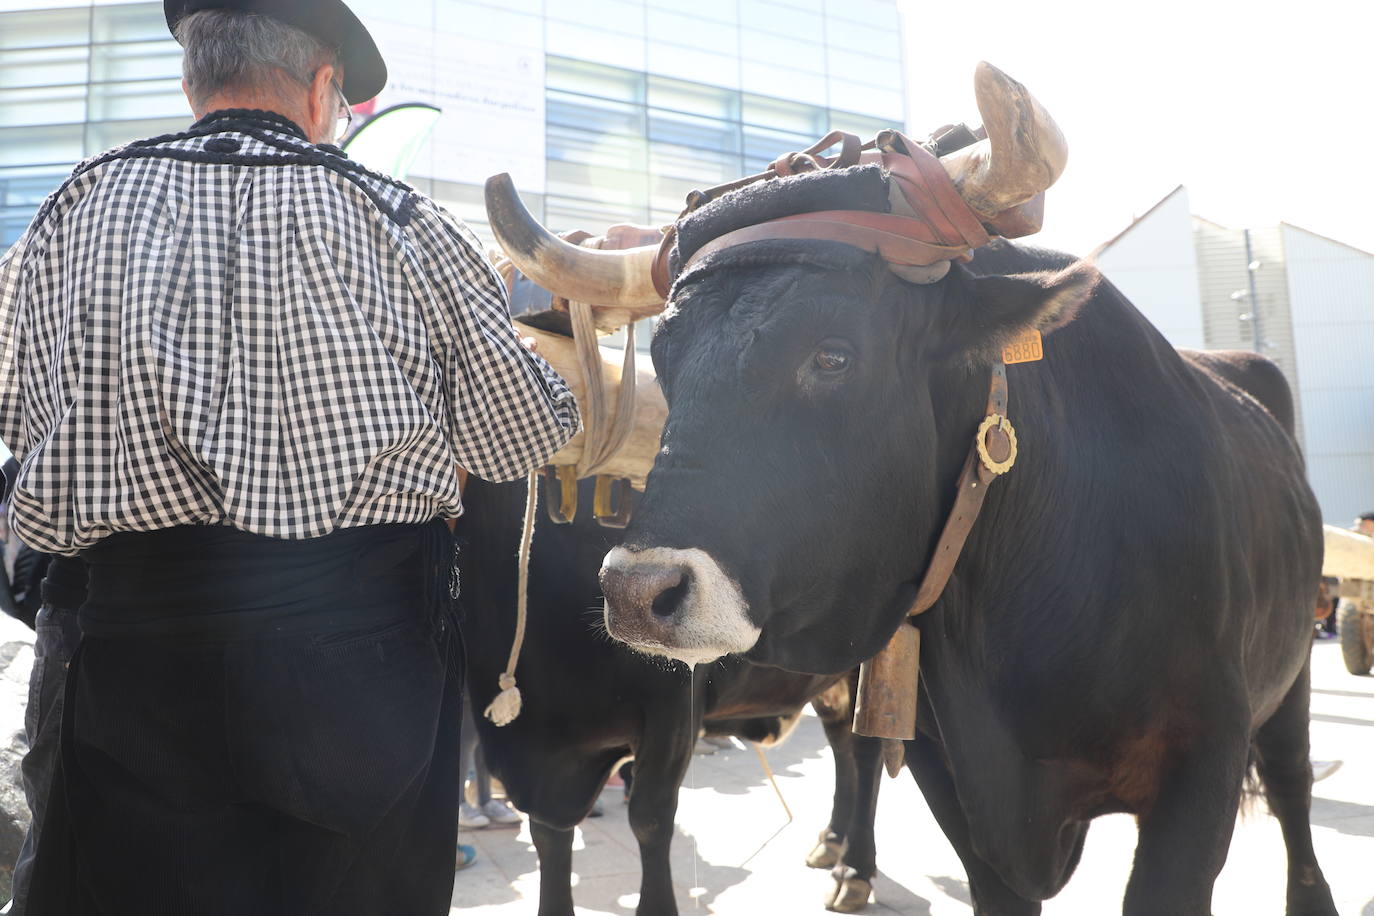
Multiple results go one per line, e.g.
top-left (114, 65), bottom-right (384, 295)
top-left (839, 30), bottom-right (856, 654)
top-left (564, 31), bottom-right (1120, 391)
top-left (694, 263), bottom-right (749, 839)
top-left (825, 867), bottom-right (873, 912)
top-left (806, 831), bottom-right (843, 869)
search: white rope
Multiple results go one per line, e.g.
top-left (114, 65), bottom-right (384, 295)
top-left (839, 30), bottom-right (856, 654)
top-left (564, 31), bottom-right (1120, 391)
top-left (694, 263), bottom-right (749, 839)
top-left (753, 742), bottom-right (793, 821)
top-left (484, 469), bottom-right (539, 726)
top-left (737, 741), bottom-right (795, 869)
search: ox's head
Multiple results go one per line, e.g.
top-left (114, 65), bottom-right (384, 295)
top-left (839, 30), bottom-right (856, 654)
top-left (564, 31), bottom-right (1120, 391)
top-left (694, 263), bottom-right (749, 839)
top-left (488, 64), bottom-right (1092, 674)
top-left (602, 242), bottom-right (1091, 673)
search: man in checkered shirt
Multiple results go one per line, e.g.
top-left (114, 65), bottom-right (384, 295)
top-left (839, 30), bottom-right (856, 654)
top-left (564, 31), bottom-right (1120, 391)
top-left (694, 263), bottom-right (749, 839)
top-left (0, 0), bottom-right (579, 912)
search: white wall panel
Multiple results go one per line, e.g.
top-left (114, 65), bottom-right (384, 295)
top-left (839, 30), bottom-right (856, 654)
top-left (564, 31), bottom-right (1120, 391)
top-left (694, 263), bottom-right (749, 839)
top-left (1095, 188), bottom-right (1206, 350)
top-left (1307, 456), bottom-right (1374, 529)
top-left (1284, 224), bottom-right (1374, 524)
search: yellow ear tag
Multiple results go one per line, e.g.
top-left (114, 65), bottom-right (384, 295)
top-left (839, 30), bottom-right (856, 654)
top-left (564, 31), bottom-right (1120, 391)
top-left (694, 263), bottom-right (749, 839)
top-left (1002, 329), bottom-right (1044, 365)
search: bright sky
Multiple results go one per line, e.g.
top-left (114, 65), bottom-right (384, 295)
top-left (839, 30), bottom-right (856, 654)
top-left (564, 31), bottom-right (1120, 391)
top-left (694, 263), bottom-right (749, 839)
top-left (896, 0), bottom-right (1374, 257)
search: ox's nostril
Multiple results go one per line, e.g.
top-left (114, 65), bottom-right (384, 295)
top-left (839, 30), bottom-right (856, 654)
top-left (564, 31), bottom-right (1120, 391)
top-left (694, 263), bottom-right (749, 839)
top-left (601, 561), bottom-right (691, 623)
top-left (651, 573), bottom-right (689, 619)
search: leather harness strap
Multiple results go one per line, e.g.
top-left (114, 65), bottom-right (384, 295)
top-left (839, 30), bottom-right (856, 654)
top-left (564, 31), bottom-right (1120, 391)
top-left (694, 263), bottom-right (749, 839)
top-left (907, 362), bottom-right (1015, 618)
top-left (769, 129), bottom-right (864, 176)
top-left (654, 125), bottom-right (1050, 300)
top-left (852, 362), bottom-right (1017, 749)
top-left (663, 132), bottom-right (995, 291)
top-left (885, 146), bottom-right (991, 251)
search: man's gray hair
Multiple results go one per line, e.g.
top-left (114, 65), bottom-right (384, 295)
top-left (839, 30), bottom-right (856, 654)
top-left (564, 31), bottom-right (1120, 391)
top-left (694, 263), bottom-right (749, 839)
top-left (177, 9), bottom-right (339, 107)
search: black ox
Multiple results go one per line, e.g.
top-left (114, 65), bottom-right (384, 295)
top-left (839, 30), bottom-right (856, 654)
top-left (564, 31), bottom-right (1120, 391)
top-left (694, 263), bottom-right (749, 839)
top-left (483, 65), bottom-right (1332, 912)
top-left (456, 476), bottom-right (887, 915)
top-left (587, 202), bottom-right (1334, 915)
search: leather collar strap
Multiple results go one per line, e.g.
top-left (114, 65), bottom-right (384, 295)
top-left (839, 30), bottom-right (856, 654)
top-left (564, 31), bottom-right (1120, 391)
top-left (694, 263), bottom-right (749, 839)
top-left (907, 361), bottom-right (1015, 617)
top-left (681, 210), bottom-right (975, 276)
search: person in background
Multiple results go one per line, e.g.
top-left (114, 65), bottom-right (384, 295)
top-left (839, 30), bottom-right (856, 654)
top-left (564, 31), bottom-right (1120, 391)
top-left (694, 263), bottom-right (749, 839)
top-left (458, 697), bottom-right (522, 833)
top-left (1356, 512), bottom-right (1374, 538)
top-left (1314, 579), bottom-right (1338, 640)
top-left (0, 0), bottom-right (578, 912)
top-left (452, 697), bottom-right (521, 871)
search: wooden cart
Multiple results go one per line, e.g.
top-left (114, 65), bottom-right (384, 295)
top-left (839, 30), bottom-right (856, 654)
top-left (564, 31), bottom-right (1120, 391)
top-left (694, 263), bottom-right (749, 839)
top-left (1323, 526), bottom-right (1374, 675)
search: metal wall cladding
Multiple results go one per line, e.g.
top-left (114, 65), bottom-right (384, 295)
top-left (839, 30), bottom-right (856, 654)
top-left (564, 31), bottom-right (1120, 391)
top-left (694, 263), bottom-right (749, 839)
top-left (1283, 224), bottom-right (1374, 526)
top-left (1194, 220), bottom-right (1305, 445)
top-left (1103, 188), bottom-right (1374, 525)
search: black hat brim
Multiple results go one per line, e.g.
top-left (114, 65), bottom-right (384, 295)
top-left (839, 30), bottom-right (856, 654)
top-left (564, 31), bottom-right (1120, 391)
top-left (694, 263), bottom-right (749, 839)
top-left (166, 0), bottom-right (386, 104)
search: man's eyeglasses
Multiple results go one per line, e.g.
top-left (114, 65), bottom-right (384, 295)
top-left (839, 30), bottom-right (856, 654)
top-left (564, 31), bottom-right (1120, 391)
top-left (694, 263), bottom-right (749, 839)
top-left (331, 79), bottom-right (353, 143)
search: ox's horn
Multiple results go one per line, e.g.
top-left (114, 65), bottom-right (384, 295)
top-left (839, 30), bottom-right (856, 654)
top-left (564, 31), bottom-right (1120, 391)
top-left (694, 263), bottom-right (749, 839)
top-left (939, 62), bottom-right (1067, 218)
top-left (484, 173), bottom-right (664, 309)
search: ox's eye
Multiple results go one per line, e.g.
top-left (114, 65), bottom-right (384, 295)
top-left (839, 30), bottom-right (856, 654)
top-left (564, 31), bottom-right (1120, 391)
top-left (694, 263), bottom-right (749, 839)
top-left (797, 338), bottom-right (857, 397)
top-left (812, 343), bottom-right (853, 374)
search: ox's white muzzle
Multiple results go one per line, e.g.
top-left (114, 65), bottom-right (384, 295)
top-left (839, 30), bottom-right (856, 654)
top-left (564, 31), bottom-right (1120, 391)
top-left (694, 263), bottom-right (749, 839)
top-left (600, 546), bottom-right (760, 666)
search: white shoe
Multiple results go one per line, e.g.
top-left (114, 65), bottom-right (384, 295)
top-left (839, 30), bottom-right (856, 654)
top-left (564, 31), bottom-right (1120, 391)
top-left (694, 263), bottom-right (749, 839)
top-left (1312, 759), bottom-right (1343, 783)
top-left (459, 802), bottom-right (490, 829)
top-left (481, 799), bottom-right (521, 826)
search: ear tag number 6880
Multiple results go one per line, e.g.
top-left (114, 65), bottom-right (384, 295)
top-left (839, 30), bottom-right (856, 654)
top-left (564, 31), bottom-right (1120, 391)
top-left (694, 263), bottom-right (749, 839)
top-left (1002, 330), bottom-right (1043, 365)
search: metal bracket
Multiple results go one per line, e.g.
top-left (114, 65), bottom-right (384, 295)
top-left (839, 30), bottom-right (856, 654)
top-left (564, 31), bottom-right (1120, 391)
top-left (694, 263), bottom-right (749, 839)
top-left (593, 475), bottom-right (633, 529)
top-left (541, 465), bottom-right (578, 524)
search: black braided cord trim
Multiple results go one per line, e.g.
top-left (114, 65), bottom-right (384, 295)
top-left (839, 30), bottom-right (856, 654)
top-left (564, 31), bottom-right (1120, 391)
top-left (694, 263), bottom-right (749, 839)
top-left (33, 109), bottom-right (421, 229)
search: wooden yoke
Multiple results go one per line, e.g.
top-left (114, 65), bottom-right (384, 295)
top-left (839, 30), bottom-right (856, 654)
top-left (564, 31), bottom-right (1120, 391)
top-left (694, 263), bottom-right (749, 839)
top-left (514, 323), bottom-right (667, 491)
top-left (1324, 526), bottom-right (1374, 581)
top-left (493, 224), bottom-right (669, 525)
top-left (853, 363), bottom-right (1017, 773)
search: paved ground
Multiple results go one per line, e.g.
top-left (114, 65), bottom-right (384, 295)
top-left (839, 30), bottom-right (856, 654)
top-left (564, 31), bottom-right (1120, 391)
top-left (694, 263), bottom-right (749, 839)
top-left (452, 639), bottom-right (1374, 915)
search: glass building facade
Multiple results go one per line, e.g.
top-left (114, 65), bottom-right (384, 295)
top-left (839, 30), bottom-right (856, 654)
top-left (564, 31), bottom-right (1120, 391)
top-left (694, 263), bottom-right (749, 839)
top-left (1, 0), bottom-right (906, 246)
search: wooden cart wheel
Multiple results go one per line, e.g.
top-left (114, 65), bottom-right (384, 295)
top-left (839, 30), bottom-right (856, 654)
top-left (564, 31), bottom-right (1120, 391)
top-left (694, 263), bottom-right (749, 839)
top-left (1338, 600), bottom-right (1373, 676)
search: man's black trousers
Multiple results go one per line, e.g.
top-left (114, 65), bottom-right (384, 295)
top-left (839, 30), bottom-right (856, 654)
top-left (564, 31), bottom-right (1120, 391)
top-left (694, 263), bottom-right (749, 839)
top-left (29, 522), bottom-right (464, 915)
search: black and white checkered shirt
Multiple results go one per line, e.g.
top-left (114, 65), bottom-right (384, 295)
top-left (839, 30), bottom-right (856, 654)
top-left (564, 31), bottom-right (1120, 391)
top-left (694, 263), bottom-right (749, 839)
top-left (0, 110), bottom-right (579, 555)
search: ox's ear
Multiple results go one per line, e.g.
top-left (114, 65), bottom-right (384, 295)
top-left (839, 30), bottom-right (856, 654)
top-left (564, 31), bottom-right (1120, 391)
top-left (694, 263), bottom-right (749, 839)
top-left (943, 260), bottom-right (1099, 365)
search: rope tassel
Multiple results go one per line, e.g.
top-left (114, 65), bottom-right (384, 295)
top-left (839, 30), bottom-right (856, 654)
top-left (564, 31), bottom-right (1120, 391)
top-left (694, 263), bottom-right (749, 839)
top-left (485, 469), bottom-right (540, 727)
top-left (485, 673), bottom-right (522, 727)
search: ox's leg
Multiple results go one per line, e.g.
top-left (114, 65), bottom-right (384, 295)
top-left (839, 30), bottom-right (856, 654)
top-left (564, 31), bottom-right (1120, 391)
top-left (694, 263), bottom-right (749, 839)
top-left (1254, 661), bottom-right (1337, 915)
top-left (905, 738), bottom-right (1040, 916)
top-left (529, 818), bottom-right (577, 916)
top-left (810, 686), bottom-right (858, 870)
top-left (1123, 701), bottom-right (1249, 916)
top-left (827, 733), bottom-right (884, 913)
top-left (628, 716), bottom-right (695, 916)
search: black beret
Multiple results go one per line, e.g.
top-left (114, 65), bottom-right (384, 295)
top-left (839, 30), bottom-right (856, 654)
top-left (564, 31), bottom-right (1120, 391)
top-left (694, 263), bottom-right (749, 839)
top-left (165, 0), bottom-right (386, 104)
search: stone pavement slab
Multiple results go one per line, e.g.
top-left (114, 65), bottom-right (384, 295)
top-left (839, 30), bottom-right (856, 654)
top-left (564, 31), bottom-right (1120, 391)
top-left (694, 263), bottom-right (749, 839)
top-left (451, 640), bottom-right (1374, 914)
